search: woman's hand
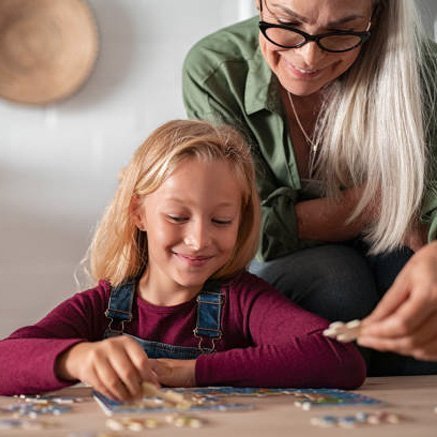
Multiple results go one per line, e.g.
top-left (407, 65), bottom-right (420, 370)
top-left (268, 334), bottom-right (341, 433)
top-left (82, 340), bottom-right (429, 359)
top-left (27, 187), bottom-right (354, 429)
top-left (358, 241), bottom-right (437, 361)
top-left (56, 336), bottom-right (159, 401)
top-left (149, 358), bottom-right (196, 387)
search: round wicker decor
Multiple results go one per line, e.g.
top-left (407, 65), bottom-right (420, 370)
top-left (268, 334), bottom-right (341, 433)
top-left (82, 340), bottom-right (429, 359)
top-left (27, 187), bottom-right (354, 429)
top-left (0, 0), bottom-right (99, 105)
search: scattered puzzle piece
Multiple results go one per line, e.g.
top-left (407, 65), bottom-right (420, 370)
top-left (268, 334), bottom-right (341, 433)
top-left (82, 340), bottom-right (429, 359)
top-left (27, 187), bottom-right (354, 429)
top-left (141, 382), bottom-right (192, 409)
top-left (166, 413), bottom-right (206, 428)
top-left (323, 319), bottom-right (361, 342)
top-left (106, 416), bottom-right (160, 432)
top-left (311, 411), bottom-right (403, 428)
top-left (0, 400), bottom-right (72, 418)
top-left (0, 417), bottom-right (56, 430)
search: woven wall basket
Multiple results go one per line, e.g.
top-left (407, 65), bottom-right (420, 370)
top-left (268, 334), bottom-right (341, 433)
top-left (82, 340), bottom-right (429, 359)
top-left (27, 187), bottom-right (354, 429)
top-left (0, 0), bottom-right (99, 105)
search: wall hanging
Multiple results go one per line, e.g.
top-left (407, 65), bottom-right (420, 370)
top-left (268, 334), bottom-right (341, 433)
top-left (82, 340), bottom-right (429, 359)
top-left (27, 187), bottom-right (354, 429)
top-left (0, 0), bottom-right (99, 105)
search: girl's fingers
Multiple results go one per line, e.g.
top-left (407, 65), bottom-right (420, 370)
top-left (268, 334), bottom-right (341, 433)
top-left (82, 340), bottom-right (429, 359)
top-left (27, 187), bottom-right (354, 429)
top-left (94, 357), bottom-right (131, 401)
top-left (109, 349), bottom-right (143, 400)
top-left (108, 337), bottom-right (160, 399)
top-left (130, 352), bottom-right (160, 387)
top-left (87, 367), bottom-right (117, 401)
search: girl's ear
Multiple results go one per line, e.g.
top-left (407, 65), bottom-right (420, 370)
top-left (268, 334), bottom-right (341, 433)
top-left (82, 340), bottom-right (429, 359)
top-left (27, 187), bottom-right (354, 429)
top-left (130, 194), bottom-right (147, 231)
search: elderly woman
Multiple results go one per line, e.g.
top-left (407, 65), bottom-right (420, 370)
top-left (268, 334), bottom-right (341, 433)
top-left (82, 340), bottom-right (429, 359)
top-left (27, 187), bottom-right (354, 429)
top-left (183, 0), bottom-right (437, 375)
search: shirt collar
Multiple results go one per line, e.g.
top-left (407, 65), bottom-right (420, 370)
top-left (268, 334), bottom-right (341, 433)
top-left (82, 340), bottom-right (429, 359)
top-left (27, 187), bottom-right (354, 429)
top-left (244, 44), bottom-right (282, 115)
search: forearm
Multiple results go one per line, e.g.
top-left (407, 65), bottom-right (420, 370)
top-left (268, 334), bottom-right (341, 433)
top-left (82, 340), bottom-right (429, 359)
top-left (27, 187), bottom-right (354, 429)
top-left (0, 338), bottom-right (83, 395)
top-left (195, 336), bottom-right (366, 389)
top-left (56, 342), bottom-right (90, 382)
top-left (296, 188), bottom-right (373, 241)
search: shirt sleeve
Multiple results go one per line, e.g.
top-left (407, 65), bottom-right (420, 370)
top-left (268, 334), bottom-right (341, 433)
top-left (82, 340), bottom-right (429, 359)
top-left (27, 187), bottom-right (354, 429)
top-left (0, 284), bottom-right (109, 395)
top-left (422, 181), bottom-right (437, 241)
top-left (183, 46), bottom-right (300, 261)
top-left (195, 276), bottom-right (366, 389)
top-left (422, 110), bottom-right (437, 241)
top-left (420, 40), bottom-right (437, 241)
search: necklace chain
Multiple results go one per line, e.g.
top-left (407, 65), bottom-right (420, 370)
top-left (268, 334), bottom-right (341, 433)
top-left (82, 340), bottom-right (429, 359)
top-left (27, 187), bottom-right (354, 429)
top-left (287, 91), bottom-right (318, 178)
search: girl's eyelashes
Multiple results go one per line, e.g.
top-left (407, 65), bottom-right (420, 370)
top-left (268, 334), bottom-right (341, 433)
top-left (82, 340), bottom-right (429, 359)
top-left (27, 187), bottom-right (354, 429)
top-left (167, 215), bottom-right (188, 223)
top-left (212, 218), bottom-right (233, 226)
top-left (165, 214), bottom-right (233, 226)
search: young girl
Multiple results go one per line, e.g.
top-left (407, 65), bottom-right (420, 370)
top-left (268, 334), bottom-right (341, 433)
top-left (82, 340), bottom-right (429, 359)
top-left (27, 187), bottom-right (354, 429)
top-left (0, 120), bottom-right (365, 401)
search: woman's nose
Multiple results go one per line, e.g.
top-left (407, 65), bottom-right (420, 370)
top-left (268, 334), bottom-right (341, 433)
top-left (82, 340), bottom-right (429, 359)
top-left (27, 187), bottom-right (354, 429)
top-left (296, 41), bottom-right (325, 67)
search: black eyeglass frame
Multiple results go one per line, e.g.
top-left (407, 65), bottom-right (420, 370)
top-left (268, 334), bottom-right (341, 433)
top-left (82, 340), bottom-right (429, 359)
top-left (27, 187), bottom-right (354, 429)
top-left (259, 21), bottom-right (372, 53)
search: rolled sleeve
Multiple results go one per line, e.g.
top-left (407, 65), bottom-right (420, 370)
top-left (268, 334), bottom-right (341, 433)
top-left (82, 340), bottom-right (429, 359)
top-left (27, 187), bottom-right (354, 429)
top-left (258, 187), bottom-right (299, 261)
top-left (422, 181), bottom-right (437, 241)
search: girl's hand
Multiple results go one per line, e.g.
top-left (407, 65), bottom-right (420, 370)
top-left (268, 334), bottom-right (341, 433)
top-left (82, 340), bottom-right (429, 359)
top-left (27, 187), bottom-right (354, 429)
top-left (56, 336), bottom-right (159, 401)
top-left (149, 358), bottom-right (196, 387)
top-left (358, 241), bottom-right (437, 361)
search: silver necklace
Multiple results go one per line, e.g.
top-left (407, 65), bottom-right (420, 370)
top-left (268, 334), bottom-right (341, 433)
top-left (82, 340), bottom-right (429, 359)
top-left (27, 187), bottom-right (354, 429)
top-left (287, 91), bottom-right (318, 178)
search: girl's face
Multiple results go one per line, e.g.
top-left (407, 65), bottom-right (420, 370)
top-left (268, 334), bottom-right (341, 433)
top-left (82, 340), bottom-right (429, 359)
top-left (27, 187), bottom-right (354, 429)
top-left (259, 0), bottom-right (373, 96)
top-left (134, 158), bottom-right (242, 304)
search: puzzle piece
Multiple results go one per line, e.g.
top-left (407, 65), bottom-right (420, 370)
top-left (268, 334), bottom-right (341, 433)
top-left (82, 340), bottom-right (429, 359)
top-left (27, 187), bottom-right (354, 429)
top-left (142, 382), bottom-right (192, 409)
top-left (311, 411), bottom-right (402, 428)
top-left (166, 413), bottom-right (206, 428)
top-left (0, 400), bottom-right (72, 418)
top-left (0, 418), bottom-right (55, 430)
top-left (323, 319), bottom-right (361, 342)
top-left (106, 417), bottom-right (160, 432)
top-left (290, 389), bottom-right (382, 410)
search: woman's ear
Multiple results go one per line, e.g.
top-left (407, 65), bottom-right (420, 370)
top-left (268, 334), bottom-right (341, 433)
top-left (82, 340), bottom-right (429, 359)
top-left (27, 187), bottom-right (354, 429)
top-left (130, 194), bottom-right (147, 231)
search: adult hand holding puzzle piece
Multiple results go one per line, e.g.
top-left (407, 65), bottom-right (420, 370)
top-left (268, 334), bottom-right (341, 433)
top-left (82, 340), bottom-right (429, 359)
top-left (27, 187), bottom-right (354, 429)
top-left (357, 241), bottom-right (437, 362)
top-left (325, 243), bottom-right (437, 362)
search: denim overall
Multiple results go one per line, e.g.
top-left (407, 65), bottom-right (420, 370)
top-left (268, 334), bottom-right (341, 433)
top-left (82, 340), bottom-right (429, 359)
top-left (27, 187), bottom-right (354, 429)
top-left (103, 278), bottom-right (224, 359)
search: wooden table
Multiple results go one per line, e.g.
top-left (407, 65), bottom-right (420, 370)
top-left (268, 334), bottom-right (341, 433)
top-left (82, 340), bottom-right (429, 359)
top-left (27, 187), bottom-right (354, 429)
top-left (1, 376), bottom-right (436, 436)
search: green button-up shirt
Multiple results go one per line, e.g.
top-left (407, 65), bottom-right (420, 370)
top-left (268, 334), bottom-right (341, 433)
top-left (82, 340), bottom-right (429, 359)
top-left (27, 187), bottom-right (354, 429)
top-left (182, 16), bottom-right (437, 261)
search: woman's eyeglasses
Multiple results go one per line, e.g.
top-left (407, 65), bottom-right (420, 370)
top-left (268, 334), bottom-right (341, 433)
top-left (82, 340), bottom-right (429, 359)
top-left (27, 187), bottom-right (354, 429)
top-left (259, 21), bottom-right (371, 53)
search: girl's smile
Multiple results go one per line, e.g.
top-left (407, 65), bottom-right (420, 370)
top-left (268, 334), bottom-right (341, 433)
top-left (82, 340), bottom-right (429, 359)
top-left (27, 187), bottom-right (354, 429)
top-left (173, 252), bottom-right (215, 267)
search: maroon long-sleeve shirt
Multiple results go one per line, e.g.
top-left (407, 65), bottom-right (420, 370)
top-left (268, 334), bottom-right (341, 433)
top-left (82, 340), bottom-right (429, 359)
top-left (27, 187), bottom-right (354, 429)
top-left (0, 271), bottom-right (366, 395)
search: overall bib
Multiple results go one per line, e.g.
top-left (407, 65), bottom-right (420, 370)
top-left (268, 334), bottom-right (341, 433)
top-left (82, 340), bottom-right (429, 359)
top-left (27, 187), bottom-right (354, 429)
top-left (103, 279), bottom-right (224, 360)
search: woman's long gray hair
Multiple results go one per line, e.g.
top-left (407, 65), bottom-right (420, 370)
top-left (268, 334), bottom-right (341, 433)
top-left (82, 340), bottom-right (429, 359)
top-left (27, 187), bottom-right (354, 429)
top-left (314, 0), bottom-right (437, 253)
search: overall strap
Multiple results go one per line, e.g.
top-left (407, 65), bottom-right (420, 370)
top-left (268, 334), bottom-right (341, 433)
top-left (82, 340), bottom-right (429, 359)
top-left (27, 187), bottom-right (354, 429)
top-left (104, 279), bottom-right (136, 336)
top-left (193, 279), bottom-right (224, 352)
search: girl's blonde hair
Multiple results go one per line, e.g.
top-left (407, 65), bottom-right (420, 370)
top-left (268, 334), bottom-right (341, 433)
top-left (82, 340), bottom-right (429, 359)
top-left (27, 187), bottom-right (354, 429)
top-left (88, 119), bottom-right (260, 286)
top-left (314, 0), bottom-right (437, 253)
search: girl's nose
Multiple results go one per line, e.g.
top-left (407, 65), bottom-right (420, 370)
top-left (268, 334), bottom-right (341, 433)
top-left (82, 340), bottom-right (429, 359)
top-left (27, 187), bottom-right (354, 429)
top-left (184, 220), bottom-right (211, 250)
